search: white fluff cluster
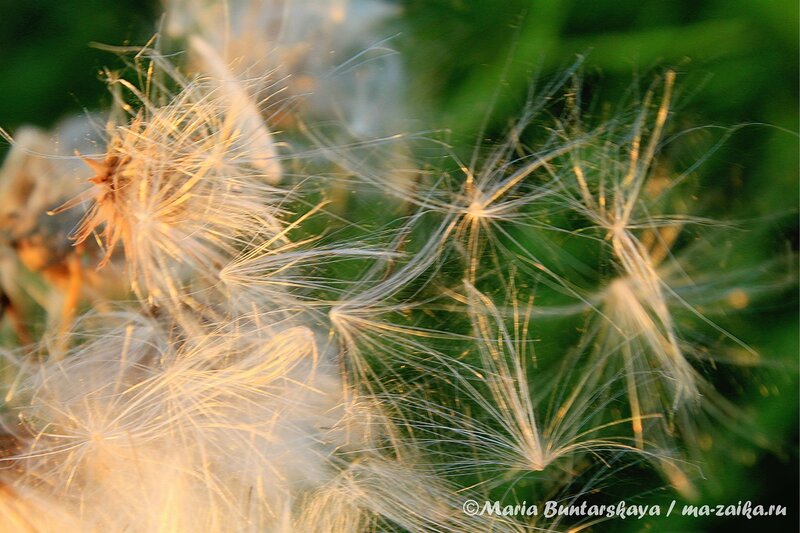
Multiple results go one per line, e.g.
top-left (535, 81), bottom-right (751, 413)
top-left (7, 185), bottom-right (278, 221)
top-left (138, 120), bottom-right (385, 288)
top-left (0, 2), bottom-right (790, 532)
top-left (165, 0), bottom-right (405, 136)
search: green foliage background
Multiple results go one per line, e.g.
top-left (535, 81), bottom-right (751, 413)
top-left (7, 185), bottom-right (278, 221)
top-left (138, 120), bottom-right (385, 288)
top-left (0, 1), bottom-right (796, 531)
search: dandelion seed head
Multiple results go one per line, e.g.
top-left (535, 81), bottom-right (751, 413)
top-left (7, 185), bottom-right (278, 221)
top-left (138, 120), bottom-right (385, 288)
top-left (51, 65), bottom-right (286, 312)
top-left (0, 4), bottom-right (792, 529)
